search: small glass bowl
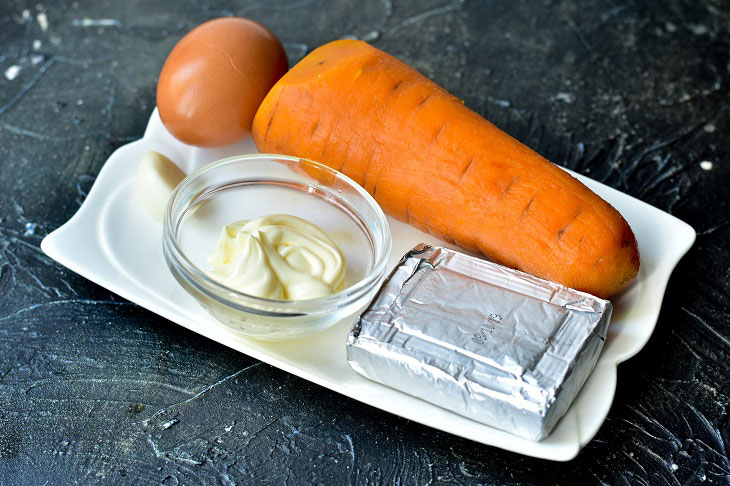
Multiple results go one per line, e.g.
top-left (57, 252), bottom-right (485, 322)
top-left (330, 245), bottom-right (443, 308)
top-left (162, 154), bottom-right (392, 341)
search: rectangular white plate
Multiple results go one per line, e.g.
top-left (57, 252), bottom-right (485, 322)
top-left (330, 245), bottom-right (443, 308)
top-left (41, 109), bottom-right (695, 461)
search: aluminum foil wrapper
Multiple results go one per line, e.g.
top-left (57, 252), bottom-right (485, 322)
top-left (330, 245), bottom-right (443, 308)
top-left (346, 244), bottom-right (612, 441)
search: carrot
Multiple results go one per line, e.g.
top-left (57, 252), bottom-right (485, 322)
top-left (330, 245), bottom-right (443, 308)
top-left (252, 40), bottom-right (639, 298)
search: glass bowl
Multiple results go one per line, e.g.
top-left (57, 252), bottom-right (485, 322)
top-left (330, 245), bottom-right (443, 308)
top-left (162, 154), bottom-right (392, 341)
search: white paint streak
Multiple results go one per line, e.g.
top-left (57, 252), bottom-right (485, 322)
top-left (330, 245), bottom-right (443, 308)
top-left (4, 65), bottom-right (21, 81)
top-left (342, 433), bottom-right (355, 482)
top-left (161, 418), bottom-right (179, 430)
top-left (25, 376), bottom-right (192, 396)
top-left (401, 0), bottom-right (464, 27)
top-left (72, 18), bottom-right (121, 27)
top-left (0, 299), bottom-right (135, 322)
top-left (361, 30), bottom-right (380, 42)
top-left (37, 12), bottom-right (49, 32)
top-left (144, 362), bottom-right (264, 423)
top-left (146, 435), bottom-right (204, 466)
top-left (24, 222), bottom-right (38, 236)
top-left (554, 92), bottom-right (575, 103)
top-left (682, 307), bottom-right (730, 349)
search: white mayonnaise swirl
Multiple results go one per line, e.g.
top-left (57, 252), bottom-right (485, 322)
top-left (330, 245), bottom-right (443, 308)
top-left (207, 214), bottom-right (346, 300)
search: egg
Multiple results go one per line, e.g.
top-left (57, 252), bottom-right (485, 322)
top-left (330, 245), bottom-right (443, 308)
top-left (157, 17), bottom-right (288, 147)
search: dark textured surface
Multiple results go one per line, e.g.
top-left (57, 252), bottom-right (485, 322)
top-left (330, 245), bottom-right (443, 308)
top-left (1, 0), bottom-right (728, 483)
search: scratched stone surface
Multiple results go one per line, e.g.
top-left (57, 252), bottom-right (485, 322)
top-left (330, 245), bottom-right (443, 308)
top-left (1, 0), bottom-right (728, 483)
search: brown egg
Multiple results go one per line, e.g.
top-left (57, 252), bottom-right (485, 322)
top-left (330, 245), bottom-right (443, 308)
top-left (157, 17), bottom-right (288, 147)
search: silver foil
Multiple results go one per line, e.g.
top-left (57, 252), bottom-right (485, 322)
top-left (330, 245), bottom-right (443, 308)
top-left (346, 244), bottom-right (612, 441)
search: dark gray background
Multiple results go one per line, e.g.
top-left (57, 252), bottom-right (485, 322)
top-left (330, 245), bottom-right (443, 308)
top-left (1, 0), bottom-right (728, 484)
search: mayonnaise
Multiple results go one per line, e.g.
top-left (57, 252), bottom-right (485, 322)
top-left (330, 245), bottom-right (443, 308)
top-left (207, 214), bottom-right (346, 300)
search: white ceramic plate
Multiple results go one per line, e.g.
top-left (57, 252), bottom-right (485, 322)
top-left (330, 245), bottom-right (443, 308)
top-left (41, 109), bottom-right (695, 461)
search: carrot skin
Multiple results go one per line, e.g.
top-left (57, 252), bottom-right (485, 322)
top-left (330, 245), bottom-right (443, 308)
top-left (252, 40), bottom-right (640, 298)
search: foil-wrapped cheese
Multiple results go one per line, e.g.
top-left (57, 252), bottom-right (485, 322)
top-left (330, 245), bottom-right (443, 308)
top-left (346, 244), bottom-right (612, 441)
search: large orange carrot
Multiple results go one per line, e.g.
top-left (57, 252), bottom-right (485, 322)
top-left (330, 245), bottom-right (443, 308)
top-left (252, 40), bottom-right (639, 298)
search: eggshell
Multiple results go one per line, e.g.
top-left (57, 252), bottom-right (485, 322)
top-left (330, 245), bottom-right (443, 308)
top-left (157, 17), bottom-right (288, 147)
